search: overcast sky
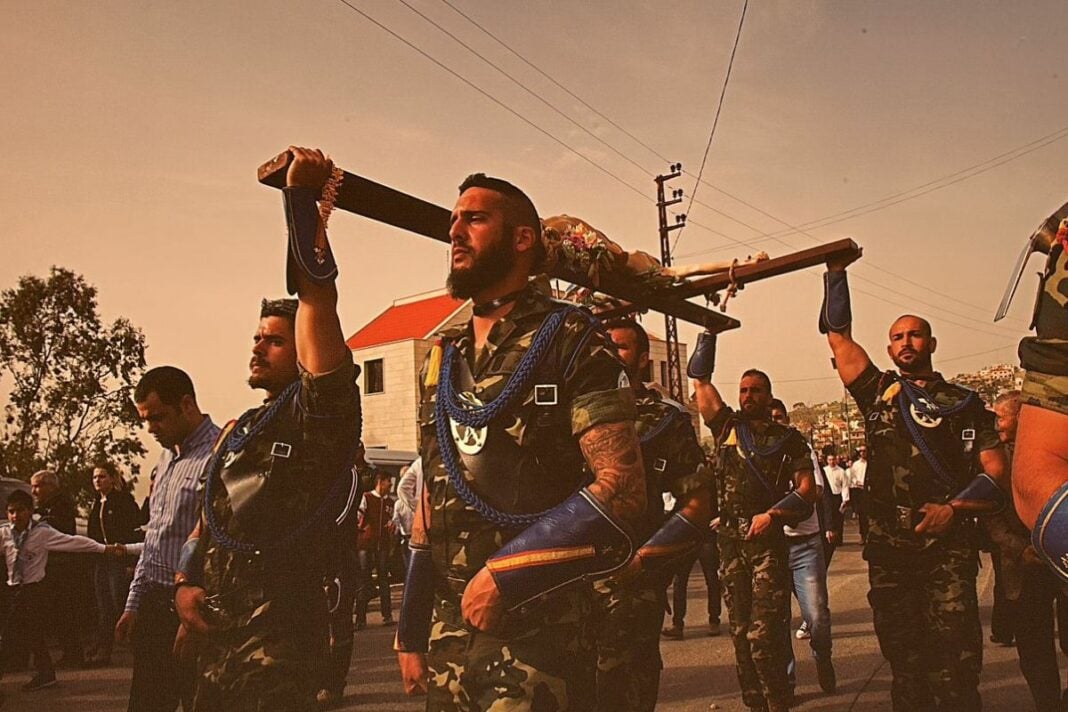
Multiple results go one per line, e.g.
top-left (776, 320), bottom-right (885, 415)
top-left (3, 1), bottom-right (1067, 484)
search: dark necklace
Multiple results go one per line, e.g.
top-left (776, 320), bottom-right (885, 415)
top-left (472, 288), bottom-right (526, 317)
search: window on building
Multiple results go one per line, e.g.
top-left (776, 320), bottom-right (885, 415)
top-left (365, 358), bottom-right (384, 394)
top-left (659, 361), bottom-right (668, 387)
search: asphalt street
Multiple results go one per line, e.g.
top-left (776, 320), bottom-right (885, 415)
top-left (1, 521), bottom-right (1038, 711)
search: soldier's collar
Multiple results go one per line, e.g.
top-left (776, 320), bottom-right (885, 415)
top-left (472, 288), bottom-right (527, 317)
top-left (897, 370), bottom-right (944, 386)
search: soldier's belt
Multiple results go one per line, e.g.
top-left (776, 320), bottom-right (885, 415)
top-left (485, 489), bottom-right (633, 612)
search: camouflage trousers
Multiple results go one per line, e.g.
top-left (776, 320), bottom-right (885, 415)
top-left (193, 595), bottom-right (329, 712)
top-left (590, 577), bottom-right (666, 712)
top-left (426, 587), bottom-right (595, 711)
top-left (866, 541), bottom-right (982, 712)
top-left (719, 534), bottom-right (791, 709)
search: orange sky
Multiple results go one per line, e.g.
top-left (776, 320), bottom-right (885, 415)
top-left (3, 1), bottom-right (1067, 488)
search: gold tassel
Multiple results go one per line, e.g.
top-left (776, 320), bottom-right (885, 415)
top-left (724, 427), bottom-right (738, 447)
top-left (425, 341), bottom-right (443, 387)
top-left (881, 382), bottom-right (901, 403)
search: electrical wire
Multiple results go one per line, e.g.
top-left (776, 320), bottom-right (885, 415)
top-left (673, 0), bottom-right (749, 252)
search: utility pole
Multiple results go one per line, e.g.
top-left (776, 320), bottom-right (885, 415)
top-left (656, 163), bottom-right (686, 401)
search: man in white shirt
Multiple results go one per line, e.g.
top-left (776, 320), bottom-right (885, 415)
top-left (823, 454), bottom-right (849, 559)
top-left (0, 489), bottom-right (122, 695)
top-left (848, 447), bottom-right (869, 543)
top-left (772, 402), bottom-right (836, 697)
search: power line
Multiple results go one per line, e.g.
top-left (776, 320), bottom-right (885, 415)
top-left (339, 0), bottom-right (1032, 333)
top-left (434, 1), bottom-right (1041, 327)
top-left (673, 0), bottom-right (749, 253)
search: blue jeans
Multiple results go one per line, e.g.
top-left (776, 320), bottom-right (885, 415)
top-left (785, 533), bottom-right (832, 680)
top-left (92, 556), bottom-right (130, 656)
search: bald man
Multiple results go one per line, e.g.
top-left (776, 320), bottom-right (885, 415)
top-left (817, 253), bottom-right (1009, 711)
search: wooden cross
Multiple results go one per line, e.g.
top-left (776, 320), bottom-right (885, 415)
top-left (258, 151), bottom-right (859, 333)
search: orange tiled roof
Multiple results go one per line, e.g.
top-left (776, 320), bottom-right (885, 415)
top-left (347, 293), bottom-right (466, 350)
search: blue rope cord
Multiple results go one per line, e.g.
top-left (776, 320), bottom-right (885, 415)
top-left (204, 380), bottom-right (359, 556)
top-left (640, 407), bottom-right (678, 445)
top-left (734, 421), bottom-right (787, 498)
top-left (894, 380), bottom-right (976, 489)
top-left (435, 305), bottom-right (591, 528)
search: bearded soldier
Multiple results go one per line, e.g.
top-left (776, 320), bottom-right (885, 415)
top-left (173, 147), bottom-right (362, 711)
top-left (394, 174), bottom-right (647, 711)
top-left (591, 318), bottom-right (712, 711)
top-left (818, 251), bottom-right (1009, 710)
top-left (689, 335), bottom-right (816, 712)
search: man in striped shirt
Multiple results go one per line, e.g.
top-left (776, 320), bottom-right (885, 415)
top-left (116, 366), bottom-right (219, 712)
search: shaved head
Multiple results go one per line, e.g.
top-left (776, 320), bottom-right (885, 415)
top-left (890, 314), bottom-right (932, 339)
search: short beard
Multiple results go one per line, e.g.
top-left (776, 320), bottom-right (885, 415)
top-left (892, 354), bottom-right (933, 375)
top-left (447, 230), bottom-right (516, 299)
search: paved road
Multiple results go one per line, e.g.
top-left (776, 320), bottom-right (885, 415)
top-left (2, 522), bottom-right (1038, 711)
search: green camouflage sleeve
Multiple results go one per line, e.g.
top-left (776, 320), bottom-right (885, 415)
top-left (297, 357), bottom-right (362, 474)
top-left (846, 363), bottom-right (882, 416)
top-left (784, 431), bottom-right (814, 474)
top-left (558, 312), bottom-right (636, 434)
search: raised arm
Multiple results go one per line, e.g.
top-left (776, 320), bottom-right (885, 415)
top-left (284, 146), bottom-right (350, 376)
top-left (822, 252), bottom-right (874, 387)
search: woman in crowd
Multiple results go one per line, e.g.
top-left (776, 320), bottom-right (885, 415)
top-left (85, 463), bottom-right (141, 667)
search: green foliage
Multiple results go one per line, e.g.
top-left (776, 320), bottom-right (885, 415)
top-left (0, 267), bottom-right (146, 506)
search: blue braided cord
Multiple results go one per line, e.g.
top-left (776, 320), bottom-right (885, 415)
top-left (896, 387), bottom-right (963, 490)
top-left (440, 307), bottom-right (580, 428)
top-left (204, 380), bottom-right (361, 556)
top-left (435, 305), bottom-right (592, 529)
top-left (734, 421), bottom-right (784, 498)
top-left (640, 407), bottom-right (678, 444)
top-left (897, 378), bottom-right (976, 418)
top-left (736, 420), bottom-right (790, 459)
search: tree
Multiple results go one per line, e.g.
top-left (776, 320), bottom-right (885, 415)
top-left (0, 267), bottom-right (146, 506)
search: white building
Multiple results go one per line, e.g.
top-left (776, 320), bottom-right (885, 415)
top-left (348, 289), bottom-right (689, 453)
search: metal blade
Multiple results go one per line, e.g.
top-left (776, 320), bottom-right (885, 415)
top-left (995, 233), bottom-right (1039, 322)
top-left (995, 200), bottom-right (1068, 322)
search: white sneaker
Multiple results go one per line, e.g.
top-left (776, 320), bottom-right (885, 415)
top-left (795, 621), bottom-right (811, 639)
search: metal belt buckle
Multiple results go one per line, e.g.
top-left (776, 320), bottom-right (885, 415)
top-left (896, 506), bottom-right (913, 531)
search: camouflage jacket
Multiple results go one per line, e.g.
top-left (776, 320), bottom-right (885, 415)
top-left (198, 359), bottom-right (361, 629)
top-left (847, 364), bottom-right (999, 550)
top-left (633, 385), bottom-right (710, 540)
top-left (418, 285), bottom-right (635, 588)
top-left (706, 407), bottom-right (812, 541)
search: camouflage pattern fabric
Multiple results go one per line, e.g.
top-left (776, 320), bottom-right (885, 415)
top-left (194, 360), bottom-right (361, 710)
top-left (590, 577), bottom-right (665, 712)
top-left (705, 407), bottom-right (812, 541)
top-left (1019, 240), bottom-right (1068, 382)
top-left (426, 588), bottom-right (595, 712)
top-left (418, 284), bottom-right (634, 707)
top-left (589, 384), bottom-right (709, 710)
top-left (719, 533), bottom-right (791, 710)
top-left (846, 364), bottom-right (997, 710)
top-left (1021, 369), bottom-right (1068, 416)
top-left (705, 408), bottom-right (808, 710)
top-left (847, 365), bottom-right (999, 552)
top-left (866, 541), bottom-right (982, 711)
top-left (632, 384), bottom-right (710, 537)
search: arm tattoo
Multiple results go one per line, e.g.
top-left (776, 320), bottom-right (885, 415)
top-left (580, 421), bottom-right (647, 526)
top-left (410, 480), bottom-right (430, 547)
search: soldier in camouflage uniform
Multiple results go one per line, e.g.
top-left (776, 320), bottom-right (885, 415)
top-left (394, 174), bottom-right (648, 711)
top-left (818, 252), bottom-right (1009, 711)
top-left (1009, 213), bottom-right (1068, 586)
top-left (692, 359), bottom-right (817, 712)
top-left (590, 318), bottom-right (712, 712)
top-left (173, 147), bottom-right (362, 711)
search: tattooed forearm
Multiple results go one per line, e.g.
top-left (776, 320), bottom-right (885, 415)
top-left (580, 421), bottom-right (647, 525)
